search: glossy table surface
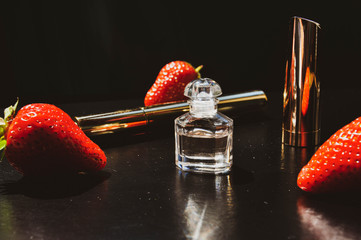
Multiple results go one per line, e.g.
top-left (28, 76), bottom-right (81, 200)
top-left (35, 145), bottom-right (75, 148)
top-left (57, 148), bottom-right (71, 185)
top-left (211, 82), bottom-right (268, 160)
top-left (1, 89), bottom-right (361, 240)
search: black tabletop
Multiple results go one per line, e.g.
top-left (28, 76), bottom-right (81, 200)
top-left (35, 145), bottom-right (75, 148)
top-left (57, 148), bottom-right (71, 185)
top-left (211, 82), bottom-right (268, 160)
top-left (1, 89), bottom-right (361, 240)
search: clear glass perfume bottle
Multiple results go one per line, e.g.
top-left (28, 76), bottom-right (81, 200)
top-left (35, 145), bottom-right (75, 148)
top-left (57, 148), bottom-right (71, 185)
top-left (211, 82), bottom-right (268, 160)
top-left (175, 78), bottom-right (233, 174)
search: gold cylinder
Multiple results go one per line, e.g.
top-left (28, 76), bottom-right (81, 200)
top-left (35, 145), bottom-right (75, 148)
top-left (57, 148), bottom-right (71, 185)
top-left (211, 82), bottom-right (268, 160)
top-left (282, 16), bottom-right (321, 147)
top-left (75, 90), bottom-right (267, 136)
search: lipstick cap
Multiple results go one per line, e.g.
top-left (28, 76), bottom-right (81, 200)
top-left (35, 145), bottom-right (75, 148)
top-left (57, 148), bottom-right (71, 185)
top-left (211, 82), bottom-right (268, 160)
top-left (282, 17), bottom-right (321, 147)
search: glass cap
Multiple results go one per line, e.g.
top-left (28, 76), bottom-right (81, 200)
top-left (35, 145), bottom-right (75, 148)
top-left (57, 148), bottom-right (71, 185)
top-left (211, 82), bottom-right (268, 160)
top-left (184, 78), bottom-right (222, 100)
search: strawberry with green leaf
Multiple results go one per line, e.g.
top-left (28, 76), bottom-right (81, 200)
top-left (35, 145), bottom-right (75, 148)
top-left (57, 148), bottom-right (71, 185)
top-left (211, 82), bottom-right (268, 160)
top-left (0, 100), bottom-right (106, 177)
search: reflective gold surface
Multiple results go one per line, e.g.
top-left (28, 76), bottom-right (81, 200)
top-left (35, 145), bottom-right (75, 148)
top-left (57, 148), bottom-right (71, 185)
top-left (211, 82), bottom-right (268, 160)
top-left (75, 109), bottom-right (147, 135)
top-left (75, 90), bottom-right (267, 135)
top-left (282, 17), bottom-right (321, 147)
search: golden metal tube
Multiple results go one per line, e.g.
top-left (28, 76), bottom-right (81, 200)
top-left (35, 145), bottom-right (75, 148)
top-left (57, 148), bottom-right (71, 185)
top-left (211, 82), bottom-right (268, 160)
top-left (282, 16), bottom-right (321, 147)
top-left (75, 90), bottom-right (267, 135)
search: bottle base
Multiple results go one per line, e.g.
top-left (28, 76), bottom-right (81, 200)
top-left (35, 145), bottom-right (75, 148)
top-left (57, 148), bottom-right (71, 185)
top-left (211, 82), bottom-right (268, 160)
top-left (176, 154), bottom-right (232, 174)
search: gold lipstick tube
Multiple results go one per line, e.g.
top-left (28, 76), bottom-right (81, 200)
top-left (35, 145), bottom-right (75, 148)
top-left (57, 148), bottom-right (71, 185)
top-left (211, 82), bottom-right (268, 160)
top-left (282, 16), bottom-right (321, 147)
top-left (75, 90), bottom-right (267, 135)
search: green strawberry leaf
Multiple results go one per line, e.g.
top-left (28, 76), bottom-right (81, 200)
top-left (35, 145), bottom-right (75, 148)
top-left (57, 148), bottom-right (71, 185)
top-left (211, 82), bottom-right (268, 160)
top-left (0, 118), bottom-right (5, 137)
top-left (0, 138), bottom-right (6, 161)
top-left (0, 139), bottom-right (6, 151)
top-left (0, 99), bottom-right (18, 161)
top-left (0, 98), bottom-right (19, 161)
top-left (4, 98), bottom-right (19, 122)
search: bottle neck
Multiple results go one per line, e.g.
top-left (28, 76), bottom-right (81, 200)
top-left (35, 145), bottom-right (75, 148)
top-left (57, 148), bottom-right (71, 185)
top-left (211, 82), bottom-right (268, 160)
top-left (189, 99), bottom-right (218, 117)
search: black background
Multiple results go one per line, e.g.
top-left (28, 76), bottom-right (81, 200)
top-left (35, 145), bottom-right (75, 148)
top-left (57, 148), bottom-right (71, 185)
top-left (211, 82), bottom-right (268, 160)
top-left (1, 1), bottom-right (361, 107)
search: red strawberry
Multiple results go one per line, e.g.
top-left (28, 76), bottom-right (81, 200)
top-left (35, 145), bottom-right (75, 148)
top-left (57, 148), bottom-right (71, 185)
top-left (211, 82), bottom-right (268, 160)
top-left (144, 61), bottom-right (202, 106)
top-left (297, 117), bottom-right (361, 193)
top-left (0, 101), bottom-right (106, 177)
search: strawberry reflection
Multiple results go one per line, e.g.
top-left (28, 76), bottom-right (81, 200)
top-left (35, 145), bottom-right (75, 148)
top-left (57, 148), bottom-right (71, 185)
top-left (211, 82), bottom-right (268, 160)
top-left (1, 171), bottom-right (110, 199)
top-left (175, 170), bottom-right (237, 240)
top-left (0, 198), bottom-right (14, 238)
top-left (297, 195), bottom-right (361, 239)
top-left (0, 171), bottom-right (110, 239)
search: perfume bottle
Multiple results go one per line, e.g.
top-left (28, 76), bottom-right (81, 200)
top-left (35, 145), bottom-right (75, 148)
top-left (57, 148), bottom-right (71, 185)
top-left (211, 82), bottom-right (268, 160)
top-left (174, 78), bottom-right (233, 174)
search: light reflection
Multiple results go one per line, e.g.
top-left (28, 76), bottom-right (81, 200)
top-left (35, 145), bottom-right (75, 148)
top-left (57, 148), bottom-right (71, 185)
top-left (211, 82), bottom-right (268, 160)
top-left (297, 197), bottom-right (357, 240)
top-left (175, 170), bottom-right (235, 240)
top-left (88, 120), bottom-right (147, 135)
top-left (280, 144), bottom-right (317, 173)
top-left (184, 198), bottom-right (209, 239)
top-left (0, 199), bottom-right (14, 237)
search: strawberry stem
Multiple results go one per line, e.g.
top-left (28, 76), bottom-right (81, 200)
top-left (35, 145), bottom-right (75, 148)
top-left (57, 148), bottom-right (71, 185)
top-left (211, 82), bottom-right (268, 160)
top-left (195, 65), bottom-right (203, 78)
top-left (195, 65), bottom-right (203, 73)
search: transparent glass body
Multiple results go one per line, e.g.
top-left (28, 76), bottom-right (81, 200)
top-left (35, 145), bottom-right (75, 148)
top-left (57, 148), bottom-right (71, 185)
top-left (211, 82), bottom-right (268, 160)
top-left (174, 78), bottom-right (233, 174)
top-left (175, 112), bottom-right (233, 174)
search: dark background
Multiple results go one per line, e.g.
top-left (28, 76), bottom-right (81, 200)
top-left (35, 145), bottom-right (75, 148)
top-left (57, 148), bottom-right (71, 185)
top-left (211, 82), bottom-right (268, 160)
top-left (1, 1), bottom-right (361, 107)
top-left (1, 3), bottom-right (361, 239)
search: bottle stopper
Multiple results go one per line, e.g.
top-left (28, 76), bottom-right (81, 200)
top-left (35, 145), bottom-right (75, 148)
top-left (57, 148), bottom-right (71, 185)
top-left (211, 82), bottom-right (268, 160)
top-left (184, 78), bottom-right (222, 116)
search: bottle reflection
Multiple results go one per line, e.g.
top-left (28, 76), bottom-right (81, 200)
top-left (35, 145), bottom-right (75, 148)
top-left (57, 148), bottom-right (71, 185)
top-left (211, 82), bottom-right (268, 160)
top-left (175, 170), bottom-right (236, 240)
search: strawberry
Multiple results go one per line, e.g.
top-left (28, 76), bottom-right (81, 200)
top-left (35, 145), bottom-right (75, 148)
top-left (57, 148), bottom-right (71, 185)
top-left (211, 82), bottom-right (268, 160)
top-left (297, 117), bottom-right (361, 193)
top-left (0, 101), bottom-right (106, 177)
top-left (144, 61), bottom-right (202, 106)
